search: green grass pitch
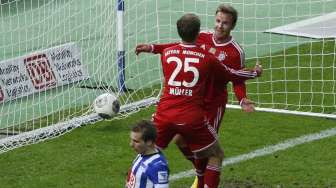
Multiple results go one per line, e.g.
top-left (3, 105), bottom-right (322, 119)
top-left (0, 106), bottom-right (335, 187)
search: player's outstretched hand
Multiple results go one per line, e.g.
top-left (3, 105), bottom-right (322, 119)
top-left (254, 61), bottom-right (262, 77)
top-left (240, 98), bottom-right (255, 113)
top-left (135, 44), bottom-right (151, 55)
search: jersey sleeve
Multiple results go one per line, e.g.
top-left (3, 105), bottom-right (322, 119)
top-left (230, 43), bottom-right (247, 102)
top-left (152, 42), bottom-right (179, 54)
top-left (209, 55), bottom-right (258, 83)
top-left (196, 32), bottom-right (206, 44)
top-left (146, 161), bottom-right (169, 187)
top-left (232, 80), bottom-right (247, 102)
top-left (196, 31), bottom-right (214, 44)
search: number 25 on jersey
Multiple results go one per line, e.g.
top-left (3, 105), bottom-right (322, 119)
top-left (166, 57), bottom-right (199, 88)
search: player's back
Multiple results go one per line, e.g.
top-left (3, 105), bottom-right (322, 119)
top-left (156, 43), bottom-right (211, 123)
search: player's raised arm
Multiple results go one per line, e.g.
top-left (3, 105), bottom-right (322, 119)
top-left (135, 44), bottom-right (152, 55)
top-left (210, 55), bottom-right (261, 83)
top-left (135, 43), bottom-right (179, 55)
top-left (152, 43), bottom-right (179, 54)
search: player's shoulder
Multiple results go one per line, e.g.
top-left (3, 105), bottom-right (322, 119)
top-left (146, 154), bottom-right (169, 176)
top-left (197, 43), bottom-right (214, 56)
top-left (162, 43), bottom-right (181, 54)
top-left (197, 30), bottom-right (216, 47)
top-left (132, 154), bottom-right (142, 164)
top-left (149, 160), bottom-right (168, 171)
top-left (200, 30), bottom-right (214, 36)
top-left (199, 30), bottom-right (213, 39)
top-left (148, 153), bottom-right (167, 166)
top-left (229, 37), bottom-right (245, 56)
top-left (230, 37), bottom-right (243, 49)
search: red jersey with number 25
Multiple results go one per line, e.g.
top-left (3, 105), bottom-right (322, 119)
top-left (155, 43), bottom-right (256, 123)
top-left (152, 31), bottom-right (247, 105)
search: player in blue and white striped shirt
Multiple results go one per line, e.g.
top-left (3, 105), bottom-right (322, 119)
top-left (126, 120), bottom-right (169, 188)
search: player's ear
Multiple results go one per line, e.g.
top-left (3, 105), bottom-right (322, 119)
top-left (145, 140), bottom-right (154, 146)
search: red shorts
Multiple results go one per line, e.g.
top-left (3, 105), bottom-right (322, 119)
top-left (205, 104), bottom-right (226, 132)
top-left (153, 113), bottom-right (217, 153)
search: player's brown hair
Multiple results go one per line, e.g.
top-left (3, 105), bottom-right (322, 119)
top-left (216, 4), bottom-right (238, 29)
top-left (131, 120), bottom-right (157, 142)
top-left (176, 13), bottom-right (200, 43)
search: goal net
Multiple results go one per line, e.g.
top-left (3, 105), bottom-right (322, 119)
top-left (0, 0), bottom-right (160, 153)
top-left (1, 0), bottom-right (335, 153)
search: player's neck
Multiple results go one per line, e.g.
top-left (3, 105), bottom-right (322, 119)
top-left (181, 40), bottom-right (196, 45)
top-left (142, 147), bottom-right (158, 156)
top-left (214, 35), bottom-right (232, 44)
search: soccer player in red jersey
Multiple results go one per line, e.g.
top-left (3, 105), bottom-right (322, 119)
top-left (136, 4), bottom-right (256, 120)
top-left (142, 13), bottom-right (260, 188)
top-left (136, 4), bottom-right (261, 187)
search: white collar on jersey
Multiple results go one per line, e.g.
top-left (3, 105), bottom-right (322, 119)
top-left (179, 43), bottom-right (196, 48)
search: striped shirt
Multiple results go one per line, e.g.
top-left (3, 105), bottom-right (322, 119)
top-left (126, 151), bottom-right (169, 188)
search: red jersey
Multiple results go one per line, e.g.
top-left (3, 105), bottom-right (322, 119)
top-left (197, 31), bottom-right (246, 105)
top-left (152, 31), bottom-right (247, 106)
top-left (155, 43), bottom-right (255, 123)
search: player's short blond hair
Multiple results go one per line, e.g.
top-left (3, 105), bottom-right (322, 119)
top-left (216, 4), bottom-right (238, 29)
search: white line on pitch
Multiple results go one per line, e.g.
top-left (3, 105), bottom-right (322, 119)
top-left (170, 127), bottom-right (336, 181)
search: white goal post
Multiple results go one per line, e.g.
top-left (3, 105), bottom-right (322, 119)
top-left (0, 0), bottom-right (335, 154)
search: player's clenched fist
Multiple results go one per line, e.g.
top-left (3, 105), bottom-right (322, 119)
top-left (135, 44), bottom-right (152, 55)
